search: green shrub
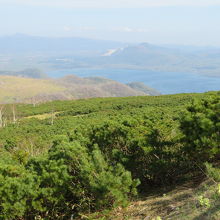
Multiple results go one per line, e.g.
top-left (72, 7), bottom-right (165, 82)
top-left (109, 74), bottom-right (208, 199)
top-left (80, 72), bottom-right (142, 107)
top-left (205, 163), bottom-right (220, 182)
top-left (0, 92), bottom-right (216, 218)
top-left (46, 136), bottom-right (139, 212)
top-left (0, 135), bottom-right (139, 219)
top-left (180, 94), bottom-right (220, 162)
top-left (85, 117), bottom-right (181, 186)
top-left (0, 156), bottom-right (38, 219)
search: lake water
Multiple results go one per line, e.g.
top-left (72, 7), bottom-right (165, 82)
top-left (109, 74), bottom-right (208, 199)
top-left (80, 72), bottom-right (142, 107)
top-left (47, 68), bottom-right (220, 95)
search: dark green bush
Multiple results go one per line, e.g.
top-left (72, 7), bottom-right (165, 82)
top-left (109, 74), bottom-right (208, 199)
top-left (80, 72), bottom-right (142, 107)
top-left (0, 92), bottom-right (216, 219)
top-left (0, 153), bottom-right (38, 219)
top-left (180, 94), bottom-right (220, 162)
top-left (84, 117), bottom-right (181, 186)
top-left (0, 136), bottom-right (139, 219)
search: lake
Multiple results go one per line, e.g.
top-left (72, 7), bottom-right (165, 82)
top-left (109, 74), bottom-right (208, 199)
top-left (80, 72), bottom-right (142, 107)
top-left (47, 68), bottom-right (220, 94)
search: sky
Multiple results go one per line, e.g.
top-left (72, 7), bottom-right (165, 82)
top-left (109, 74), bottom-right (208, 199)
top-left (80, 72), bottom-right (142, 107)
top-left (1, 0), bottom-right (220, 45)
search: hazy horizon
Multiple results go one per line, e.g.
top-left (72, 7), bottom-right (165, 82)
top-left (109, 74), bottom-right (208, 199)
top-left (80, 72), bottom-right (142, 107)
top-left (2, 33), bottom-right (220, 49)
top-left (1, 0), bottom-right (220, 46)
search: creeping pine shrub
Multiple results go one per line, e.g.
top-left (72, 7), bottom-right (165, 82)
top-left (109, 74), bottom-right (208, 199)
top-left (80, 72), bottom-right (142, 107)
top-left (86, 118), bottom-right (180, 186)
top-left (0, 152), bottom-right (39, 219)
top-left (0, 136), bottom-right (139, 219)
top-left (46, 136), bottom-right (139, 213)
top-left (180, 93), bottom-right (220, 162)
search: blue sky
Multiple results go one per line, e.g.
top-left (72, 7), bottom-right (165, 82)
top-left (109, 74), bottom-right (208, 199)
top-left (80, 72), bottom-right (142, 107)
top-left (1, 0), bottom-right (220, 45)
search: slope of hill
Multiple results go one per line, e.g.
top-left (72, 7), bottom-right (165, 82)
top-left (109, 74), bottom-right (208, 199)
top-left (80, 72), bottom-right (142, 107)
top-left (0, 75), bottom-right (65, 103)
top-left (0, 68), bottom-right (48, 79)
top-left (0, 92), bottom-right (219, 219)
top-left (99, 43), bottom-right (220, 76)
top-left (57, 75), bottom-right (148, 99)
top-left (38, 42), bottom-right (220, 77)
top-left (0, 75), bottom-right (156, 103)
top-left (127, 82), bottom-right (161, 96)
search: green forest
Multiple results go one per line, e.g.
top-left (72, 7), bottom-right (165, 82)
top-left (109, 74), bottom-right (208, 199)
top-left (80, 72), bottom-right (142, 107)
top-left (0, 92), bottom-right (219, 219)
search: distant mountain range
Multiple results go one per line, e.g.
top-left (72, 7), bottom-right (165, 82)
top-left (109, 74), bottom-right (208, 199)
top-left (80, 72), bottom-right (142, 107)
top-left (0, 34), bottom-right (126, 56)
top-left (1, 34), bottom-right (220, 77)
top-left (89, 43), bottom-right (220, 76)
top-left (0, 74), bottom-right (160, 104)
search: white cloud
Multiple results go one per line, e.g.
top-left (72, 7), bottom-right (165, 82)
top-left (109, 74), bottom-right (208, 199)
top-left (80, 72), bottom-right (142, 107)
top-left (63, 26), bottom-right (97, 32)
top-left (79, 27), bottom-right (97, 31)
top-left (63, 26), bottom-right (73, 32)
top-left (1, 0), bottom-right (220, 8)
top-left (116, 27), bottom-right (134, 33)
top-left (63, 26), bottom-right (150, 33)
top-left (136, 28), bottom-right (150, 33)
top-left (112, 27), bottom-right (149, 33)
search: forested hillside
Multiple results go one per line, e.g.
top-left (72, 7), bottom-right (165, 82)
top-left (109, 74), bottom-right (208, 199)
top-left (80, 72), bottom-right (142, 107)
top-left (0, 92), bottom-right (219, 219)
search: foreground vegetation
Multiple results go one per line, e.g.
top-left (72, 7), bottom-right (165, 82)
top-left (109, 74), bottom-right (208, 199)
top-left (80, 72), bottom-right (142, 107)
top-left (0, 92), bottom-right (219, 219)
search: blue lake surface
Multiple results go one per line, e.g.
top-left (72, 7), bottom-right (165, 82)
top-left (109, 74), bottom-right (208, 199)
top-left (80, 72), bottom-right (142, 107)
top-left (47, 68), bottom-right (220, 94)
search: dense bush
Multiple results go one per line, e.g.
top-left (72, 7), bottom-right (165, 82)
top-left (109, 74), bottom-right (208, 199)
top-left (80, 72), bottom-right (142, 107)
top-left (82, 118), bottom-right (182, 186)
top-left (0, 92), bottom-right (218, 219)
top-left (0, 151), bottom-right (38, 219)
top-left (180, 93), bottom-right (220, 162)
top-left (0, 136), bottom-right (139, 219)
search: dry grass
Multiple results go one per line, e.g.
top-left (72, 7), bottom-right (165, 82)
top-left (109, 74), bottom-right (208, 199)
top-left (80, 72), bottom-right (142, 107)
top-left (26, 111), bottom-right (62, 120)
top-left (86, 179), bottom-right (220, 220)
top-left (0, 75), bottom-right (64, 103)
top-left (0, 75), bottom-right (147, 104)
